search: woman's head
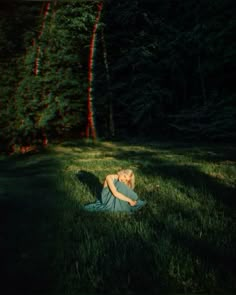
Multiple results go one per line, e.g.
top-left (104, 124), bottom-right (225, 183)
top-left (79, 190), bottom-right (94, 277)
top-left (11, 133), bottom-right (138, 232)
top-left (117, 169), bottom-right (135, 189)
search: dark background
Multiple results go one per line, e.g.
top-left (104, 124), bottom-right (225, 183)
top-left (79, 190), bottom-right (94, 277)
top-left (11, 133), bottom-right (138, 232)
top-left (0, 0), bottom-right (235, 150)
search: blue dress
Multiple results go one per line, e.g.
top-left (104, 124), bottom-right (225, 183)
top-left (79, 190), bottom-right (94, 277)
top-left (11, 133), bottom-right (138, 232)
top-left (83, 179), bottom-right (146, 213)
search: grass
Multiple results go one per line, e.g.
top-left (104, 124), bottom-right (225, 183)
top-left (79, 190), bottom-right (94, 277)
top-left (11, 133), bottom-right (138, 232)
top-left (0, 139), bottom-right (235, 295)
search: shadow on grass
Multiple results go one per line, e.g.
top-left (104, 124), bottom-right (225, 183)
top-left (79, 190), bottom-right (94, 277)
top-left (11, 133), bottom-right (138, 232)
top-left (65, 142), bottom-right (236, 294)
top-left (0, 153), bottom-right (67, 295)
top-left (114, 148), bottom-right (236, 209)
top-left (2, 142), bottom-right (234, 294)
top-left (66, 209), bottom-right (164, 295)
top-left (110, 146), bottom-right (236, 289)
top-left (172, 144), bottom-right (236, 163)
top-left (75, 170), bottom-right (103, 201)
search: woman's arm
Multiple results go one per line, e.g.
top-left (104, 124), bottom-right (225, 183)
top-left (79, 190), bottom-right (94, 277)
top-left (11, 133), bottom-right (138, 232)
top-left (105, 175), bottom-right (137, 205)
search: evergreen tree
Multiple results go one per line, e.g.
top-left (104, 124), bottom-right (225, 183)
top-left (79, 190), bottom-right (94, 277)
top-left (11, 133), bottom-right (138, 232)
top-left (0, 1), bottom-right (41, 151)
top-left (1, 0), bottom-right (235, 145)
top-left (95, 0), bottom-right (236, 141)
top-left (0, 0), bottom-right (100, 150)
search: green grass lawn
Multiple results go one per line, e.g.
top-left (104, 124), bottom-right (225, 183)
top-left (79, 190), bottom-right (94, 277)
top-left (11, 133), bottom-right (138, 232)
top-left (0, 140), bottom-right (235, 295)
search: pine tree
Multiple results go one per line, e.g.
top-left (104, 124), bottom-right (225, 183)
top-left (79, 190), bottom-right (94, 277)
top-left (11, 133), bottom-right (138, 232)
top-left (0, 1), bottom-right (42, 152)
top-left (94, 0), bottom-right (236, 141)
top-left (0, 0), bottom-right (101, 151)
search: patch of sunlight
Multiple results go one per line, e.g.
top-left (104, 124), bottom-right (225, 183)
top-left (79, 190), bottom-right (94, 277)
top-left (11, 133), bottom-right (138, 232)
top-left (52, 145), bottom-right (84, 157)
top-left (102, 141), bottom-right (117, 148)
top-left (75, 156), bottom-right (119, 162)
top-left (163, 154), bottom-right (177, 158)
top-left (176, 161), bottom-right (201, 166)
top-left (221, 160), bottom-right (236, 165)
top-left (65, 165), bottom-right (116, 173)
top-left (104, 142), bottom-right (158, 153)
top-left (64, 165), bottom-right (82, 172)
top-left (76, 151), bottom-right (118, 159)
top-left (199, 163), bottom-right (236, 184)
top-left (53, 146), bottom-right (74, 153)
top-left (144, 183), bottom-right (160, 193)
top-left (209, 172), bottom-right (225, 180)
top-left (81, 151), bottom-right (102, 156)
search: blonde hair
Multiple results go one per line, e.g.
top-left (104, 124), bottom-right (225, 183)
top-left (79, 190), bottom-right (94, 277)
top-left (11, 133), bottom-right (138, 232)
top-left (117, 169), bottom-right (135, 189)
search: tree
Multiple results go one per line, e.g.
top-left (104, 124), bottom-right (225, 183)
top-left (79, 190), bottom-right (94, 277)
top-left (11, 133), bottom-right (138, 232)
top-left (0, 0), bottom-right (101, 151)
top-left (86, 1), bottom-right (104, 140)
top-left (94, 0), bottom-right (235, 141)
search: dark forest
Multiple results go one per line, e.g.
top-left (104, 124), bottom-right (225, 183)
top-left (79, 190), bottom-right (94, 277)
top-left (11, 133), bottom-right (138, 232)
top-left (0, 0), bottom-right (235, 151)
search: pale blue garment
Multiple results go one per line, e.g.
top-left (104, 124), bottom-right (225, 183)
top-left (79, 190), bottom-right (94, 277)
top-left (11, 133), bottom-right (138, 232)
top-left (83, 179), bottom-right (146, 213)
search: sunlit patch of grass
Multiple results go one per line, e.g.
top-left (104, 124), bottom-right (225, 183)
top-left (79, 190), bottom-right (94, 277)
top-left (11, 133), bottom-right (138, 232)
top-left (1, 140), bottom-right (236, 294)
top-left (209, 171), bottom-right (225, 180)
top-left (200, 163), bottom-right (236, 187)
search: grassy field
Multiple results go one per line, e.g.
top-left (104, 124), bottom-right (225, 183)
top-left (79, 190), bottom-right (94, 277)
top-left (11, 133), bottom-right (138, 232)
top-left (0, 140), bottom-right (236, 295)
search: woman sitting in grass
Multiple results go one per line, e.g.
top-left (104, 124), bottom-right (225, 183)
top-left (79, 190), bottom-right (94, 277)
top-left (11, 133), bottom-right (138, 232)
top-left (83, 169), bottom-right (146, 212)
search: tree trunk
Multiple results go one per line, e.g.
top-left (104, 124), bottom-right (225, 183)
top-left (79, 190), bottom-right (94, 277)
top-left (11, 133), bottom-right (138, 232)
top-left (33, 1), bottom-right (51, 146)
top-left (86, 2), bottom-right (103, 140)
top-left (101, 27), bottom-right (115, 137)
top-left (34, 2), bottom-right (51, 76)
top-left (198, 55), bottom-right (207, 103)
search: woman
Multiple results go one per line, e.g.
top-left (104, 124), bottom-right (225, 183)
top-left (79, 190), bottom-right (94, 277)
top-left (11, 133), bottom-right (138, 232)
top-left (83, 169), bottom-right (146, 212)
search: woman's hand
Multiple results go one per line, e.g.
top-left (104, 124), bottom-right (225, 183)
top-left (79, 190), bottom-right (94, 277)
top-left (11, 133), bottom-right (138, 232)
top-left (129, 200), bottom-right (137, 206)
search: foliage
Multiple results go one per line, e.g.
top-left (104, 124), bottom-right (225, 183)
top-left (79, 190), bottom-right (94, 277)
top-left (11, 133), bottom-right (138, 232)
top-left (170, 96), bottom-right (236, 141)
top-left (95, 0), bottom-right (236, 140)
top-left (0, 2), bottom-right (41, 149)
top-left (0, 1), bottom-right (99, 147)
top-left (0, 0), bottom-right (235, 146)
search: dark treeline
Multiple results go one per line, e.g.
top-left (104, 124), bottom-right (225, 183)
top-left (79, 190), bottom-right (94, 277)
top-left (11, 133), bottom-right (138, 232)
top-left (0, 0), bottom-right (235, 151)
top-left (96, 0), bottom-right (236, 140)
